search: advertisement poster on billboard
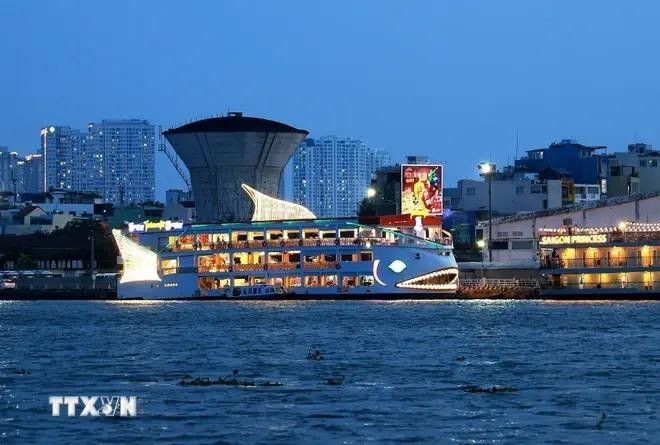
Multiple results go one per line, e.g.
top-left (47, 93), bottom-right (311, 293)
top-left (401, 164), bottom-right (443, 216)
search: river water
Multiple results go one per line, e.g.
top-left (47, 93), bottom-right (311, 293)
top-left (1, 300), bottom-right (659, 444)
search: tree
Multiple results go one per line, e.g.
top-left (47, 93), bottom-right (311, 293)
top-left (357, 198), bottom-right (378, 217)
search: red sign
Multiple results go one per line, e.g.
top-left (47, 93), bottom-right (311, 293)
top-left (358, 214), bottom-right (443, 227)
top-left (401, 164), bottom-right (443, 216)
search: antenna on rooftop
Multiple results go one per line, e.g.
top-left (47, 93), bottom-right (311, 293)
top-left (515, 128), bottom-right (519, 160)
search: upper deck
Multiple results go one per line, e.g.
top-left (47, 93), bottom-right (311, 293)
top-left (129, 218), bottom-right (453, 255)
top-left (539, 222), bottom-right (660, 248)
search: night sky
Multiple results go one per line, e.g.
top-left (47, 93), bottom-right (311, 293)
top-left (1, 0), bottom-right (659, 199)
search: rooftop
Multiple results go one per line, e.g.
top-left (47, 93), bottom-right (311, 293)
top-left (526, 139), bottom-right (607, 153)
top-left (491, 190), bottom-right (660, 225)
top-left (163, 112), bottom-right (308, 136)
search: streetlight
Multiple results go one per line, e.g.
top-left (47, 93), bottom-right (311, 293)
top-left (88, 235), bottom-right (95, 290)
top-left (478, 162), bottom-right (496, 262)
top-left (476, 239), bottom-right (486, 271)
top-left (365, 187), bottom-right (399, 215)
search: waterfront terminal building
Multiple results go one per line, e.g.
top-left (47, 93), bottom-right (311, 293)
top-left (539, 222), bottom-right (660, 296)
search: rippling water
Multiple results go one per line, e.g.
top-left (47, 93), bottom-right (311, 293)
top-left (1, 300), bottom-right (659, 444)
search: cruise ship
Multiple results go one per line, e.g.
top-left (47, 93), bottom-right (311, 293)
top-left (112, 185), bottom-right (458, 299)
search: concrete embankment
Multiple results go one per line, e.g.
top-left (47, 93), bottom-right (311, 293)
top-left (0, 276), bottom-right (117, 300)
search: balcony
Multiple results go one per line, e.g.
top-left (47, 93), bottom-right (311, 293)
top-left (541, 256), bottom-right (658, 270)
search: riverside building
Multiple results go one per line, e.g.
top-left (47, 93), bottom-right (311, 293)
top-left (539, 221), bottom-right (660, 296)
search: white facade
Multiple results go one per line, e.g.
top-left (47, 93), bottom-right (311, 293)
top-left (40, 120), bottom-right (155, 205)
top-left (574, 184), bottom-right (601, 203)
top-left (292, 136), bottom-right (391, 218)
top-left (607, 144), bottom-right (660, 197)
top-left (458, 177), bottom-right (564, 213)
top-left (483, 192), bottom-right (660, 264)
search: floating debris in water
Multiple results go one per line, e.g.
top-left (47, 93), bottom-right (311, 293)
top-left (455, 356), bottom-right (466, 362)
top-left (9, 368), bottom-right (30, 375)
top-left (463, 385), bottom-right (517, 394)
top-left (179, 376), bottom-right (255, 387)
top-left (324, 375), bottom-right (345, 386)
top-left (307, 349), bottom-right (324, 360)
top-left (178, 373), bottom-right (283, 388)
top-left (595, 412), bottom-right (607, 429)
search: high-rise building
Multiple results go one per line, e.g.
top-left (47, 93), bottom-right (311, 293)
top-left (40, 125), bottom-right (81, 192)
top-left (20, 154), bottom-right (45, 194)
top-left (40, 120), bottom-right (155, 204)
top-left (0, 149), bottom-right (20, 193)
top-left (86, 119), bottom-right (155, 205)
top-left (292, 136), bottom-right (391, 217)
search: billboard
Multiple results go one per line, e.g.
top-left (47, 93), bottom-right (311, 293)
top-left (401, 164), bottom-right (443, 216)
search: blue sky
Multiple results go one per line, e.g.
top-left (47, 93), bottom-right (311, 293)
top-left (1, 1), bottom-right (659, 199)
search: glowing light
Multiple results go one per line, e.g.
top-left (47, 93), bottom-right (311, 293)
top-left (366, 187), bottom-right (377, 198)
top-left (478, 163), bottom-right (494, 175)
top-left (539, 234), bottom-right (607, 245)
top-left (476, 239), bottom-right (486, 249)
top-left (388, 260), bottom-right (407, 273)
top-left (396, 268), bottom-right (459, 291)
top-left (372, 259), bottom-right (386, 286)
top-left (128, 220), bottom-right (184, 233)
top-left (112, 229), bottom-right (161, 283)
top-left (49, 126), bottom-right (55, 133)
top-left (242, 184), bottom-right (316, 221)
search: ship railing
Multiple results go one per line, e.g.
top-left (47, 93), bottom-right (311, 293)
top-left (266, 263), bottom-right (298, 271)
top-left (459, 278), bottom-right (539, 290)
top-left (540, 256), bottom-right (657, 270)
top-left (302, 262), bottom-right (338, 270)
top-left (231, 264), bottom-right (266, 272)
top-left (168, 236), bottom-right (447, 251)
top-left (540, 280), bottom-right (658, 291)
top-left (611, 232), bottom-right (660, 243)
top-left (197, 266), bottom-right (230, 273)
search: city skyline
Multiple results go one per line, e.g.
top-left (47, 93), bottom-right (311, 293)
top-left (2, 1), bottom-right (660, 199)
top-left (1, 118), bottom-right (658, 204)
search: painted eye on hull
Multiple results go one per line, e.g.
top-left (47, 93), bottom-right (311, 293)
top-left (388, 260), bottom-right (407, 273)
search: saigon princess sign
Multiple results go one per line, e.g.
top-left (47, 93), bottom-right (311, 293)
top-left (539, 234), bottom-right (608, 245)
